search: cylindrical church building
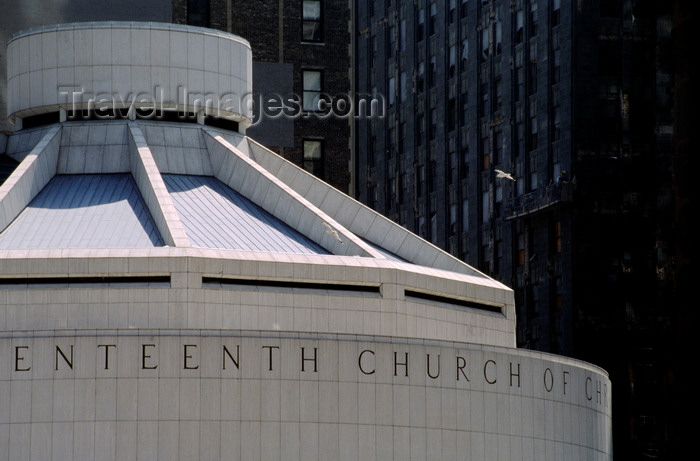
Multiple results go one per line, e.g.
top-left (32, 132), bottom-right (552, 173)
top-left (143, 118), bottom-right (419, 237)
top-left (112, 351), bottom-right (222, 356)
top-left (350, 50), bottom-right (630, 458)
top-left (0, 23), bottom-right (612, 460)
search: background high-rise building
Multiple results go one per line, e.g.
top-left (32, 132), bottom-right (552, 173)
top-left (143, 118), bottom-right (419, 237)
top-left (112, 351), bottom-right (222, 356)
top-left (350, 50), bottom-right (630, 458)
top-left (172, 0), bottom-right (352, 193)
top-left (353, 0), bottom-right (687, 459)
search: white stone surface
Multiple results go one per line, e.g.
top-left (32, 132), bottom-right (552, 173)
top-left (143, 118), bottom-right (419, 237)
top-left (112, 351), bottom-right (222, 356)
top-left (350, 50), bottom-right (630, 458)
top-left (127, 122), bottom-right (190, 247)
top-left (0, 333), bottom-right (613, 461)
top-left (6, 23), bottom-right (253, 126)
top-left (0, 125), bottom-right (60, 233)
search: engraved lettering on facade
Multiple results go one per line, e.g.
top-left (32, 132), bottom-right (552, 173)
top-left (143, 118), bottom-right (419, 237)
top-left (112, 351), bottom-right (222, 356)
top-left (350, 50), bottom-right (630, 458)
top-left (509, 362), bottom-right (521, 387)
top-left (544, 367), bottom-right (554, 392)
top-left (55, 345), bottom-right (74, 370)
top-left (301, 347), bottom-right (318, 372)
top-left (359, 349), bottom-right (375, 375)
top-left (394, 351), bottom-right (409, 377)
top-left (14, 346), bottom-right (30, 372)
top-left (427, 354), bottom-right (440, 379)
top-left (223, 345), bottom-right (240, 370)
top-left (262, 345), bottom-right (279, 371)
top-left (484, 359), bottom-right (497, 384)
top-left (142, 344), bottom-right (157, 369)
top-left (98, 344), bottom-right (116, 370)
top-left (456, 356), bottom-right (470, 381)
top-left (184, 344), bottom-right (199, 369)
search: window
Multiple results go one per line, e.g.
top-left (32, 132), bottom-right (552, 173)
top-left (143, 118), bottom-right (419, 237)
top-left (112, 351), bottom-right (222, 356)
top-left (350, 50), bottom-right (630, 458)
top-left (447, 98), bottom-right (456, 131)
top-left (482, 191), bottom-right (490, 223)
top-left (494, 130), bottom-right (503, 164)
top-left (494, 239), bottom-right (502, 273)
top-left (429, 3), bottom-right (437, 36)
top-left (552, 277), bottom-right (563, 311)
top-left (529, 114), bottom-right (538, 150)
top-left (388, 25), bottom-right (396, 57)
top-left (387, 127), bottom-right (396, 156)
top-left (448, 151), bottom-right (457, 185)
top-left (430, 213), bottom-right (438, 244)
top-left (461, 39), bottom-right (469, 71)
top-left (461, 96), bottom-right (469, 126)
top-left (449, 0), bottom-right (456, 24)
top-left (552, 105), bottom-right (561, 141)
top-left (400, 72), bottom-right (407, 102)
top-left (303, 140), bottom-right (324, 177)
top-left (303, 70), bottom-right (322, 111)
top-left (515, 9), bottom-right (524, 44)
top-left (417, 9), bottom-right (425, 42)
top-left (450, 203), bottom-right (458, 234)
top-left (462, 199), bottom-right (469, 232)
top-left (418, 215), bottom-right (426, 237)
top-left (400, 19), bottom-right (406, 52)
top-left (302, 1), bottom-right (322, 42)
top-left (528, 62), bottom-right (537, 95)
top-left (417, 165), bottom-right (426, 195)
top-left (553, 220), bottom-right (562, 253)
top-left (529, 1), bottom-right (538, 37)
top-left (461, 147), bottom-right (469, 179)
top-left (416, 114), bottom-right (425, 145)
top-left (494, 11), bottom-right (502, 55)
top-left (528, 153), bottom-right (537, 191)
top-left (187, 0), bottom-right (210, 27)
top-left (515, 66), bottom-right (525, 100)
top-left (495, 80), bottom-right (503, 113)
top-left (388, 170), bottom-right (396, 204)
top-left (480, 27), bottom-right (489, 62)
top-left (368, 184), bottom-right (377, 208)
top-left (517, 232), bottom-right (525, 265)
top-left (479, 82), bottom-right (489, 114)
top-left (388, 77), bottom-right (395, 107)
top-left (552, 0), bottom-right (561, 26)
top-left (417, 61), bottom-right (425, 93)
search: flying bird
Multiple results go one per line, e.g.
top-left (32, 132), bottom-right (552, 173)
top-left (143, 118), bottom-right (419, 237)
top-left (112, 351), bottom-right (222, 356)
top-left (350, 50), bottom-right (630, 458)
top-left (495, 169), bottom-right (516, 181)
top-left (322, 221), bottom-right (343, 243)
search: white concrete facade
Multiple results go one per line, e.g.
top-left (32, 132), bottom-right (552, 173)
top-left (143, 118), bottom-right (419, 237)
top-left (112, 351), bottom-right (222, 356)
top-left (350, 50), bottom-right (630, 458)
top-left (6, 23), bottom-right (253, 127)
top-left (0, 23), bottom-right (613, 460)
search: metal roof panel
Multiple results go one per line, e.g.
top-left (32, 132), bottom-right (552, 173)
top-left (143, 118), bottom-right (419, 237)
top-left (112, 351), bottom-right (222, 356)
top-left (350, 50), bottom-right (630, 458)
top-left (163, 174), bottom-right (328, 255)
top-left (0, 174), bottom-right (164, 249)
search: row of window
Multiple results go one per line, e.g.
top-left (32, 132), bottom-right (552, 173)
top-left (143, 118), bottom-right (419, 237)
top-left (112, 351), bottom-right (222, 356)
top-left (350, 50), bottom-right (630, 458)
top-left (187, 0), bottom-right (324, 43)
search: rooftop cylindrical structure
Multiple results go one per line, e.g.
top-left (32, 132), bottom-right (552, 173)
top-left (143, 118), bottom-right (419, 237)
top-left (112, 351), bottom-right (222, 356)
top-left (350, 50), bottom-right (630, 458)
top-left (6, 22), bottom-right (252, 129)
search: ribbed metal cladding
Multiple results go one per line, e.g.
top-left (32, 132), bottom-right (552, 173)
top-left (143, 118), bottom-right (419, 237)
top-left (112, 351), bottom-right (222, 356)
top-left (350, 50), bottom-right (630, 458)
top-left (0, 174), bottom-right (164, 248)
top-left (163, 174), bottom-right (329, 254)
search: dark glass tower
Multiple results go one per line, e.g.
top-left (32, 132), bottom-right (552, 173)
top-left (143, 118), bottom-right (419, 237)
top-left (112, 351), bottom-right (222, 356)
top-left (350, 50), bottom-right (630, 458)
top-left (353, 0), bottom-right (684, 459)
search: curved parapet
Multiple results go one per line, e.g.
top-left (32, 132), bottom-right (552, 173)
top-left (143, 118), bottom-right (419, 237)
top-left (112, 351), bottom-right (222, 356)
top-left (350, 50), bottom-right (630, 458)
top-left (6, 22), bottom-right (252, 129)
top-left (0, 331), bottom-right (612, 460)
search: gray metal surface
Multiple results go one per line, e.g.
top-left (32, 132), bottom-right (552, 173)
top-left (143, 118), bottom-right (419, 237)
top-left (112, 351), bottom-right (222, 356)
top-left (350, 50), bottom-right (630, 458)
top-left (163, 174), bottom-right (329, 254)
top-left (0, 174), bottom-right (164, 248)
